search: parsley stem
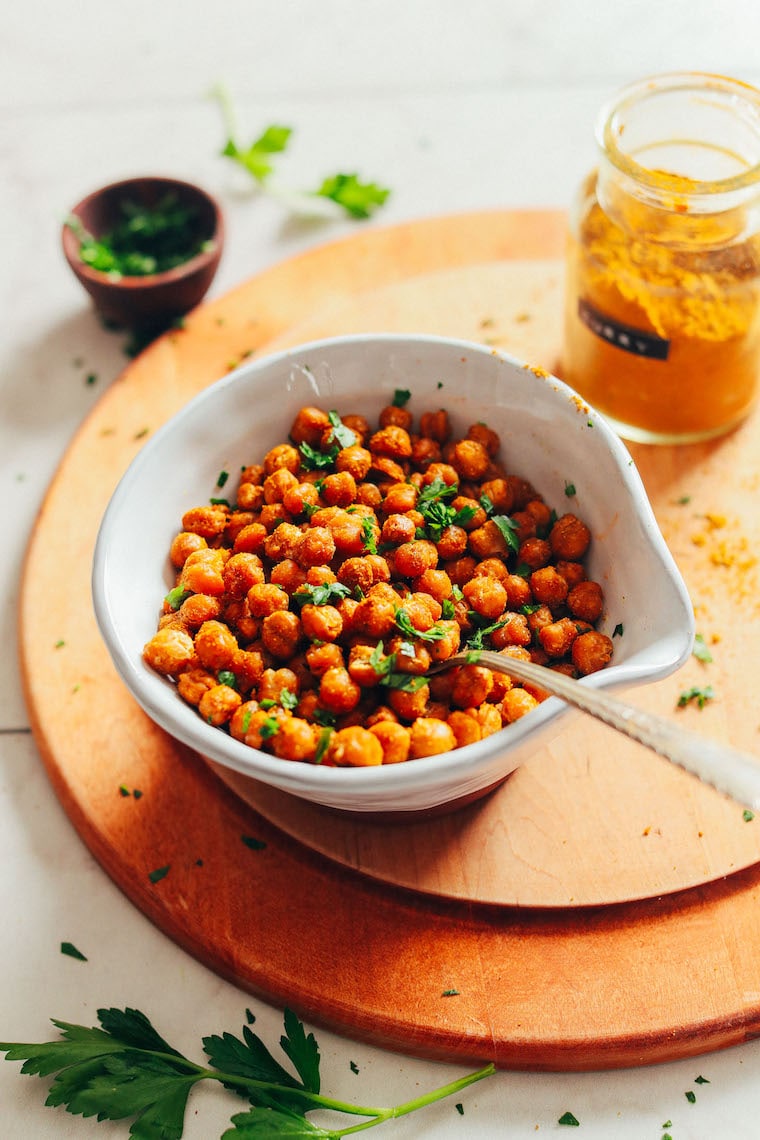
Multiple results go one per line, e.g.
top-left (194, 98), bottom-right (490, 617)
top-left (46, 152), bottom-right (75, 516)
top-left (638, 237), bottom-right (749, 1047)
top-left (332, 1063), bottom-right (496, 1134)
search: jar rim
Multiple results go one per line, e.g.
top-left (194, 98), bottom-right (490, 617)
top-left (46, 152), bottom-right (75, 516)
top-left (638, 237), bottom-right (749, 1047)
top-left (597, 71), bottom-right (760, 195)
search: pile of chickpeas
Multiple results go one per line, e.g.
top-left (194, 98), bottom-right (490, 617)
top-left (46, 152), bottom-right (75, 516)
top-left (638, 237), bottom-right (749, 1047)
top-left (143, 398), bottom-right (613, 767)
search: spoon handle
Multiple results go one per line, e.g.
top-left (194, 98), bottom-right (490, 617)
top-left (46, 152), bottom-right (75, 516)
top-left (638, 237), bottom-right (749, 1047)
top-left (447, 650), bottom-right (760, 811)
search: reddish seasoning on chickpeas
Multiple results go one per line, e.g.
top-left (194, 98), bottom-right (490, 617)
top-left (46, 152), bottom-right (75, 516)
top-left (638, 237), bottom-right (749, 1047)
top-left (143, 396), bottom-right (612, 765)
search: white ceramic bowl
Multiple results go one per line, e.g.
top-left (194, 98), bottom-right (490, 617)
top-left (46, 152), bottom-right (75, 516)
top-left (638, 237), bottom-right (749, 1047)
top-left (92, 333), bottom-right (694, 813)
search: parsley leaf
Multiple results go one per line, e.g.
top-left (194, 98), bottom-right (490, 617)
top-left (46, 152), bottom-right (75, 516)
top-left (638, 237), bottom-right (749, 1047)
top-left (326, 410), bottom-right (357, 451)
top-left (293, 581), bottom-right (351, 608)
top-left (361, 516), bottom-right (378, 555)
top-left (298, 441), bottom-right (338, 471)
top-left (490, 514), bottom-right (520, 554)
top-left (392, 388), bottom-right (411, 407)
top-left (677, 685), bottom-right (715, 710)
top-left (693, 633), bottom-right (713, 663)
top-left (315, 173), bottom-right (390, 219)
top-left (1, 1006), bottom-right (495, 1136)
top-left (465, 615), bottom-right (507, 651)
top-left (395, 609), bottom-right (447, 643)
top-left (164, 586), bottom-right (192, 612)
top-left (222, 125), bottom-right (293, 184)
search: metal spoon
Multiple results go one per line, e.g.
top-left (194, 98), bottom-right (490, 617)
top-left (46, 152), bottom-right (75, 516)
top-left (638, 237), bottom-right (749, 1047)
top-left (430, 650), bottom-right (760, 811)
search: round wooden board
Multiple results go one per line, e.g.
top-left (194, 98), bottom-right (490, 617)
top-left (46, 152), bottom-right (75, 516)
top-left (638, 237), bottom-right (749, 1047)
top-left (19, 210), bottom-right (760, 1069)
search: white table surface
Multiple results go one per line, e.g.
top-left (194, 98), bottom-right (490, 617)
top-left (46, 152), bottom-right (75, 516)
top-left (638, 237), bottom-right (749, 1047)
top-left (4, 2), bottom-right (760, 1136)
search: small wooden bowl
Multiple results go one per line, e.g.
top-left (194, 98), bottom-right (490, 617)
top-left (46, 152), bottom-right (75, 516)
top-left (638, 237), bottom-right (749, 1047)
top-left (62, 176), bottom-right (224, 329)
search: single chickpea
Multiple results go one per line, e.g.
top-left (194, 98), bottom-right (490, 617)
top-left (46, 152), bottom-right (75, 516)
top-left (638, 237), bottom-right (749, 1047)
top-left (222, 552), bottom-right (266, 598)
top-left (550, 513), bottom-right (591, 561)
top-left (435, 525), bottom-right (469, 560)
top-left (443, 555), bottom-right (478, 586)
top-left (381, 483), bottom-right (418, 514)
top-left (422, 462), bottom-right (459, 487)
top-left (330, 515), bottom-right (367, 558)
top-left (321, 471), bottom-right (357, 507)
top-left (394, 540), bottom-right (439, 578)
top-left (264, 522), bottom-right (303, 562)
top-left (572, 631), bottom-right (614, 675)
top-left (178, 594), bottom-right (222, 630)
top-left (233, 522), bottom-right (268, 555)
top-left (447, 710), bottom-right (482, 747)
top-left (379, 404), bottom-right (414, 431)
top-left (263, 443), bottom-right (301, 475)
top-left (243, 708), bottom-right (285, 751)
top-left (181, 504), bottom-right (229, 539)
top-left (409, 717), bottom-right (457, 758)
top-left (239, 463), bottom-right (265, 486)
top-left (479, 478), bottom-right (514, 514)
top-left (501, 688), bottom-right (540, 723)
top-left (450, 438), bottom-right (491, 480)
top-left (341, 413), bottom-right (371, 442)
top-left (452, 495), bottom-right (487, 531)
top-left (529, 566), bottom-right (569, 610)
top-left (567, 580), bottom-right (604, 623)
top-left (386, 636), bottom-right (432, 675)
top-left (305, 642), bottom-right (345, 676)
top-left (356, 482), bottom-right (383, 508)
top-left (503, 573), bottom-right (533, 608)
top-left (226, 511), bottom-right (257, 544)
top-left (177, 668), bottom-right (217, 706)
top-left (380, 513), bottom-right (415, 546)
top-left (351, 593), bottom-right (398, 638)
top-left (199, 683), bottom-right (242, 727)
top-left (468, 520), bottom-right (510, 559)
top-left (419, 409), bottom-right (451, 443)
top-left (306, 565), bottom-right (337, 586)
top-left (262, 611), bottom-right (302, 659)
top-left (319, 666), bottom-right (362, 714)
top-left (270, 559), bottom-right (307, 596)
top-left (402, 591), bottom-right (442, 631)
top-left (365, 705), bottom-right (399, 726)
top-left (518, 538), bottom-right (552, 570)
top-left (526, 604), bottom-right (554, 638)
top-left (271, 718), bottom-right (318, 762)
top-left (194, 620), bottom-right (239, 671)
top-left (232, 648), bottom-right (265, 693)
top-left (472, 557), bottom-right (510, 583)
top-left (368, 720), bottom-right (411, 764)
top-left (222, 600), bottom-right (259, 645)
top-left (230, 700), bottom-right (260, 741)
top-left (169, 531), bottom-right (207, 568)
top-left (462, 576), bottom-right (507, 620)
top-left (475, 702), bottom-right (503, 737)
top-left (505, 475), bottom-right (538, 511)
top-left (369, 424), bottom-right (413, 459)
top-left (179, 549), bottom-right (227, 596)
top-left (259, 504), bottom-right (293, 533)
top-left (388, 682), bottom-right (430, 721)
top-left (489, 612), bottom-right (531, 649)
top-left (337, 555), bottom-right (378, 595)
top-left (263, 467), bottom-right (299, 505)
top-left (539, 616), bottom-right (580, 658)
top-left (282, 482), bottom-right (320, 517)
top-left (369, 454), bottom-right (407, 483)
top-left (466, 422), bottom-right (500, 456)
top-left (415, 568), bottom-right (452, 603)
top-left (524, 499), bottom-right (552, 532)
top-left (300, 603), bottom-right (343, 643)
top-left (296, 526), bottom-right (336, 569)
top-left (332, 445), bottom-right (370, 483)
top-left (427, 620), bottom-right (461, 662)
top-left (555, 560), bottom-right (586, 589)
top-left (247, 582), bottom-right (290, 618)
top-left (411, 436), bottom-right (442, 469)
top-left (236, 483), bottom-right (265, 512)
top-left (451, 664), bottom-right (494, 708)
top-left (329, 726), bottom-right (384, 767)
top-left (289, 406), bottom-right (331, 447)
top-left (348, 644), bottom-right (385, 688)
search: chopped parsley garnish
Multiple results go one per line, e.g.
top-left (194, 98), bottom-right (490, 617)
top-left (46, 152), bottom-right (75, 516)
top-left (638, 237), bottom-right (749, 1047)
top-left (479, 493), bottom-right (494, 516)
top-left (612, 622), bottom-right (624, 637)
top-left (60, 942), bottom-right (87, 962)
top-left (280, 688), bottom-right (298, 712)
top-left (0, 1005), bottom-right (493, 1134)
top-left (693, 633), bottom-right (713, 663)
top-left (395, 609), bottom-right (447, 643)
top-left (441, 989), bottom-right (459, 997)
top-left (164, 586), bottom-right (192, 611)
top-left (217, 670), bottom-right (238, 690)
top-left (415, 477), bottom-right (477, 540)
top-left (216, 469), bottom-right (229, 488)
top-left (441, 598), bottom-right (456, 619)
top-left (564, 481), bottom-right (576, 497)
top-left (316, 173), bottom-right (390, 218)
top-left (392, 388), bottom-right (412, 407)
top-left (293, 581), bottom-right (351, 607)
top-left (694, 1075), bottom-right (710, 1084)
top-left (677, 685), bottom-right (715, 710)
top-left (558, 1110), bottom-right (580, 1126)
top-left (240, 708), bottom-right (253, 735)
top-left (313, 707), bottom-right (337, 727)
top-left (361, 515), bottom-right (378, 554)
top-left (327, 409), bottom-right (358, 450)
top-left (490, 514), bottom-right (520, 554)
top-left (314, 726), bottom-right (333, 764)
top-left (369, 641), bottom-right (428, 692)
top-left (298, 439), bottom-right (339, 471)
top-left (241, 835), bottom-right (267, 851)
top-left (465, 615), bottom-right (507, 651)
top-left (685, 1090), bottom-right (696, 1103)
top-left (148, 865), bottom-right (170, 884)
top-left (417, 477), bottom-right (458, 508)
top-left (259, 715), bottom-right (281, 739)
top-left (743, 809), bottom-right (755, 822)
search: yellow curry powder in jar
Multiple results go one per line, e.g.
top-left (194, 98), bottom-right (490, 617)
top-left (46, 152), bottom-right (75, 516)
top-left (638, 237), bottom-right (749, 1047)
top-left (563, 73), bottom-right (760, 443)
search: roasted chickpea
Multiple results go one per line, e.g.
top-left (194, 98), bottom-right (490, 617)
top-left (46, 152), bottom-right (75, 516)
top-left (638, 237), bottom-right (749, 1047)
top-left (443, 555), bottom-right (478, 586)
top-left (233, 522), bottom-right (268, 555)
top-left (258, 667), bottom-right (299, 703)
top-left (352, 592), bottom-right (398, 638)
top-left (466, 422), bottom-right (500, 456)
top-left (296, 526), bottom-right (336, 569)
top-left (550, 513), bottom-right (592, 561)
top-left (529, 566), bottom-right (569, 610)
top-left (368, 720), bottom-right (411, 764)
top-left (178, 593), bottom-right (222, 630)
top-left (194, 620), bottom-right (239, 671)
top-left (282, 481), bottom-right (320, 517)
top-left (321, 471), bottom-right (357, 507)
top-left (262, 611), bottom-right (302, 659)
top-left (451, 664), bottom-right (494, 708)
top-left (489, 611), bottom-right (531, 649)
top-left (179, 548), bottom-right (227, 596)
top-left (539, 616), bottom-right (580, 658)
top-left (450, 438), bottom-right (491, 480)
top-left (336, 444), bottom-right (372, 481)
top-left (411, 436), bottom-right (442, 469)
top-left (319, 666), bottom-right (362, 714)
top-left (501, 688), bottom-right (539, 723)
top-left (518, 537), bottom-right (552, 570)
top-left (289, 406), bottom-right (331, 446)
top-left (435, 525), bottom-right (469, 560)
top-left (236, 482), bottom-right (266, 512)
top-left (199, 683), bottom-right (242, 726)
top-left (379, 404), bottom-right (414, 431)
top-left (567, 580), bottom-right (604, 623)
top-left (271, 717), bottom-right (318, 762)
top-left (369, 424), bottom-right (413, 458)
top-left (177, 668), bottom-right (217, 706)
top-left (223, 552), bottom-right (266, 598)
top-left (447, 709), bottom-right (482, 747)
top-left (263, 522), bottom-right (302, 562)
top-left (427, 620), bottom-right (461, 662)
top-left (305, 642), bottom-right (345, 676)
top-left (270, 559), bottom-right (307, 596)
top-left (462, 576), bottom-right (507, 620)
top-left (300, 603), bottom-right (343, 643)
top-left (329, 726), bottom-right (384, 767)
top-left (572, 630), bottom-right (614, 675)
top-left (409, 717), bottom-right (457, 758)
top-left (419, 409), bottom-right (450, 443)
top-left (181, 504), bottom-right (228, 539)
top-left (169, 531), bottom-right (207, 568)
top-left (247, 582), bottom-right (290, 618)
top-left (263, 443), bottom-right (301, 475)
top-left (381, 482), bottom-right (418, 514)
top-left (394, 539), bottom-right (438, 578)
top-left (415, 568), bottom-right (452, 602)
top-left (468, 520), bottom-right (510, 560)
top-left (388, 682), bottom-right (430, 721)
top-left (263, 467), bottom-right (299, 504)
top-left (230, 700), bottom-right (260, 741)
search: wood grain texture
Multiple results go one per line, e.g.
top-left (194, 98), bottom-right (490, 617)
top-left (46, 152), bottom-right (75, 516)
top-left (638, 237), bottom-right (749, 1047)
top-left (18, 210), bottom-right (760, 1068)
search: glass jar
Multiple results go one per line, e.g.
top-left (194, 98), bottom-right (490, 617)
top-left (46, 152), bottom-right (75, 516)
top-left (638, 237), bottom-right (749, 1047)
top-left (562, 72), bottom-right (760, 444)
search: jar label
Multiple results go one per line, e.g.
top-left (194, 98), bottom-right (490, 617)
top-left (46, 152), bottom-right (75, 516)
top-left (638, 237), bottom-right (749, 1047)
top-left (578, 298), bottom-right (670, 361)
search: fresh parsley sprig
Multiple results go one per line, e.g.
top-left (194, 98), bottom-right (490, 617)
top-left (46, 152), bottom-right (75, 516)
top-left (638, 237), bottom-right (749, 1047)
top-left (369, 642), bottom-right (428, 692)
top-left (213, 85), bottom-right (390, 221)
top-left (293, 582), bottom-right (352, 608)
top-left (394, 609), bottom-right (447, 644)
top-left (0, 1006), bottom-right (494, 1137)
